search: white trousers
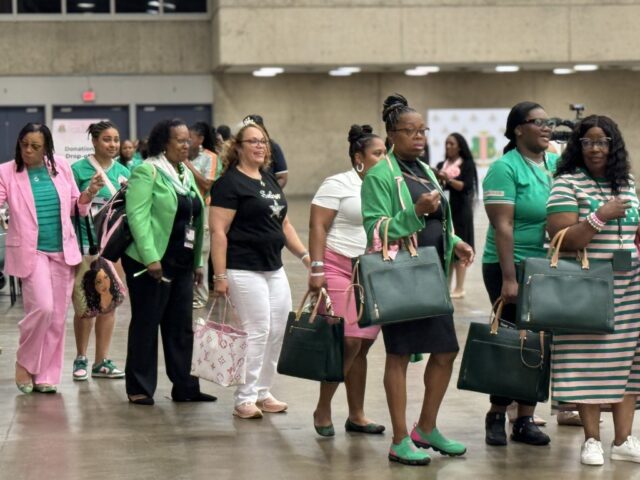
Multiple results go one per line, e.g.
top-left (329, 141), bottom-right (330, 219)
top-left (227, 267), bottom-right (292, 405)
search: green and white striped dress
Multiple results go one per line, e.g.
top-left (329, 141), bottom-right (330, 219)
top-left (547, 169), bottom-right (640, 404)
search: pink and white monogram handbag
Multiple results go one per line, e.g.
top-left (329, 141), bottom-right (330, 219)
top-left (191, 297), bottom-right (248, 387)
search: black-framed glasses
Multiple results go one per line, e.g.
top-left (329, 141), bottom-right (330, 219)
top-left (171, 137), bottom-right (191, 146)
top-left (19, 141), bottom-right (43, 151)
top-left (390, 127), bottom-right (430, 137)
top-left (241, 139), bottom-right (269, 146)
top-left (522, 118), bottom-right (556, 129)
top-left (579, 137), bottom-right (611, 149)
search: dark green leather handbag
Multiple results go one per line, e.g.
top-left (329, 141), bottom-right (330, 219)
top-left (277, 289), bottom-right (344, 383)
top-left (515, 227), bottom-right (615, 334)
top-left (353, 218), bottom-right (453, 328)
top-left (457, 300), bottom-right (551, 403)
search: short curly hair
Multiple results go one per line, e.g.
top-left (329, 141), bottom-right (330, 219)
top-left (147, 118), bottom-right (187, 157)
top-left (554, 115), bottom-right (630, 195)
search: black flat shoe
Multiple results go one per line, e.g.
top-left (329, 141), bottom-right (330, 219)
top-left (511, 416), bottom-right (550, 446)
top-left (485, 412), bottom-right (507, 446)
top-left (128, 395), bottom-right (155, 406)
top-left (172, 392), bottom-right (217, 402)
top-left (345, 419), bottom-right (386, 434)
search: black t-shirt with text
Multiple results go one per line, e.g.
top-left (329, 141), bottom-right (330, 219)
top-left (211, 167), bottom-right (288, 271)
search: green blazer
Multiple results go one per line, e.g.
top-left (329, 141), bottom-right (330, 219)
top-left (360, 151), bottom-right (462, 272)
top-left (125, 163), bottom-right (204, 269)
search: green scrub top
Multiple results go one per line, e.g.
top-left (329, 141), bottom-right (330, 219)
top-left (482, 149), bottom-right (559, 264)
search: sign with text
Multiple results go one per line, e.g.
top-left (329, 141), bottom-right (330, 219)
top-left (52, 118), bottom-right (104, 164)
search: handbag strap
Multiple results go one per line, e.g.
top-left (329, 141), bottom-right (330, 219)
top-left (381, 217), bottom-right (418, 260)
top-left (87, 155), bottom-right (118, 196)
top-left (295, 288), bottom-right (334, 323)
top-left (73, 203), bottom-right (97, 255)
top-left (205, 295), bottom-right (231, 324)
top-left (492, 298), bottom-right (545, 369)
top-left (549, 227), bottom-right (589, 269)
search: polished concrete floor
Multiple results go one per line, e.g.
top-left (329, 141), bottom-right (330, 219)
top-left (0, 197), bottom-right (638, 480)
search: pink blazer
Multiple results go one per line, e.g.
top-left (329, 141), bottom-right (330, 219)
top-left (0, 156), bottom-right (90, 278)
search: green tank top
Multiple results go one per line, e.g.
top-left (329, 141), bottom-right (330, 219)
top-left (28, 166), bottom-right (63, 252)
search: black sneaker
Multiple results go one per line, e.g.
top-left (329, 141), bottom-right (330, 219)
top-left (511, 416), bottom-right (550, 446)
top-left (485, 412), bottom-right (507, 446)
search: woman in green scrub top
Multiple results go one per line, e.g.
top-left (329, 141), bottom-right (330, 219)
top-left (71, 121), bottom-right (130, 382)
top-left (482, 102), bottom-right (558, 447)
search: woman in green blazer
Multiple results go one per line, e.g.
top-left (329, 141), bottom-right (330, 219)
top-left (122, 119), bottom-right (216, 406)
top-left (361, 94), bottom-right (474, 466)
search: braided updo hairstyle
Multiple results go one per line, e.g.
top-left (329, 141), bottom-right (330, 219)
top-left (347, 124), bottom-right (380, 167)
top-left (382, 93), bottom-right (416, 134)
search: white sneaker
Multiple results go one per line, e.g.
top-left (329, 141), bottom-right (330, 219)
top-left (581, 438), bottom-right (604, 466)
top-left (611, 435), bottom-right (640, 463)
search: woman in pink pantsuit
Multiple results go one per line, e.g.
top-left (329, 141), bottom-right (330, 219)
top-left (0, 123), bottom-right (103, 394)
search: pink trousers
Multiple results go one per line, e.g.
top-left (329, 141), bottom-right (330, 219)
top-left (17, 251), bottom-right (75, 385)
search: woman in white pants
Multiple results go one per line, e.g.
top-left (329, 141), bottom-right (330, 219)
top-left (210, 120), bottom-right (309, 419)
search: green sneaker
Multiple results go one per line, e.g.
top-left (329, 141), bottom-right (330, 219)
top-left (388, 436), bottom-right (431, 466)
top-left (73, 355), bottom-right (89, 381)
top-left (92, 359), bottom-right (125, 379)
top-left (410, 425), bottom-right (467, 456)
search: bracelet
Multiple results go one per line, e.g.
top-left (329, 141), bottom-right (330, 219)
top-left (592, 212), bottom-right (606, 227)
top-left (586, 214), bottom-right (603, 232)
top-left (213, 273), bottom-right (228, 281)
top-left (310, 261), bottom-right (324, 268)
top-left (309, 272), bottom-right (325, 277)
top-left (300, 252), bottom-right (310, 262)
top-left (84, 188), bottom-right (97, 198)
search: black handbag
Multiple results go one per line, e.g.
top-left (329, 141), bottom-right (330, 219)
top-left (277, 289), bottom-right (344, 383)
top-left (515, 227), bottom-right (615, 334)
top-left (457, 300), bottom-right (552, 403)
top-left (93, 184), bottom-right (132, 262)
top-left (353, 218), bottom-right (453, 327)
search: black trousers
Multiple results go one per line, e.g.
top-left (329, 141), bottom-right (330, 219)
top-left (482, 262), bottom-right (536, 408)
top-left (123, 254), bottom-right (200, 399)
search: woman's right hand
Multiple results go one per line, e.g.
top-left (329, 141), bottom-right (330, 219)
top-left (501, 278), bottom-right (519, 304)
top-left (596, 197), bottom-right (630, 222)
top-left (415, 190), bottom-right (441, 216)
top-left (214, 278), bottom-right (229, 297)
top-left (147, 261), bottom-right (163, 281)
top-left (308, 273), bottom-right (326, 293)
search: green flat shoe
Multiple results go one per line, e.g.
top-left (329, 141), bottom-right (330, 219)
top-left (388, 436), bottom-right (431, 466)
top-left (314, 423), bottom-right (335, 437)
top-left (345, 419), bottom-right (385, 434)
top-left (410, 426), bottom-right (466, 456)
top-left (33, 384), bottom-right (57, 394)
top-left (16, 382), bottom-right (33, 394)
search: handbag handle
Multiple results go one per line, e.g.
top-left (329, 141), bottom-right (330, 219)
top-left (294, 288), bottom-right (334, 323)
top-left (549, 227), bottom-right (589, 270)
top-left (205, 295), bottom-right (232, 324)
top-left (490, 298), bottom-right (546, 370)
top-left (381, 217), bottom-right (418, 261)
top-left (348, 260), bottom-right (365, 323)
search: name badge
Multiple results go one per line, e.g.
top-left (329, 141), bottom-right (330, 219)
top-left (184, 226), bottom-right (196, 249)
top-left (613, 250), bottom-right (633, 271)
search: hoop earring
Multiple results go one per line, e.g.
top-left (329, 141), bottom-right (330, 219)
top-left (355, 163), bottom-right (364, 173)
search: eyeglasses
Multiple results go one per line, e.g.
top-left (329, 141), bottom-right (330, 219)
top-left (522, 118), bottom-right (557, 129)
top-left (241, 139), bottom-right (269, 146)
top-left (579, 137), bottom-right (611, 149)
top-left (171, 138), bottom-right (191, 146)
top-left (19, 141), bottom-right (43, 151)
top-left (390, 127), bottom-right (430, 138)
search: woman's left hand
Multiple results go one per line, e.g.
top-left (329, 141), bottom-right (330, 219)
top-left (194, 267), bottom-right (204, 286)
top-left (454, 241), bottom-right (475, 266)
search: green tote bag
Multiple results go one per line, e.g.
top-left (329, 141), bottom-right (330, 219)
top-left (354, 218), bottom-right (453, 328)
top-left (457, 300), bottom-right (552, 403)
top-left (277, 289), bottom-right (344, 383)
top-left (515, 227), bottom-right (615, 334)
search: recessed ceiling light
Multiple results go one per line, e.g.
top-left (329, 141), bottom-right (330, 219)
top-left (404, 68), bottom-right (429, 76)
top-left (147, 1), bottom-right (160, 6)
top-left (495, 65), bottom-right (520, 73)
top-left (553, 68), bottom-right (574, 75)
top-left (329, 69), bottom-right (352, 76)
top-left (77, 2), bottom-right (95, 8)
top-left (164, 2), bottom-right (176, 10)
top-left (339, 67), bottom-right (361, 74)
top-left (252, 67), bottom-right (284, 77)
top-left (574, 64), bottom-right (598, 72)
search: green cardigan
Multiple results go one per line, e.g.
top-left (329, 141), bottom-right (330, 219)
top-left (360, 151), bottom-right (462, 272)
top-left (125, 163), bottom-right (204, 269)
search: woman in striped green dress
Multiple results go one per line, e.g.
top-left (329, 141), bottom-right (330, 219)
top-left (547, 115), bottom-right (640, 466)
